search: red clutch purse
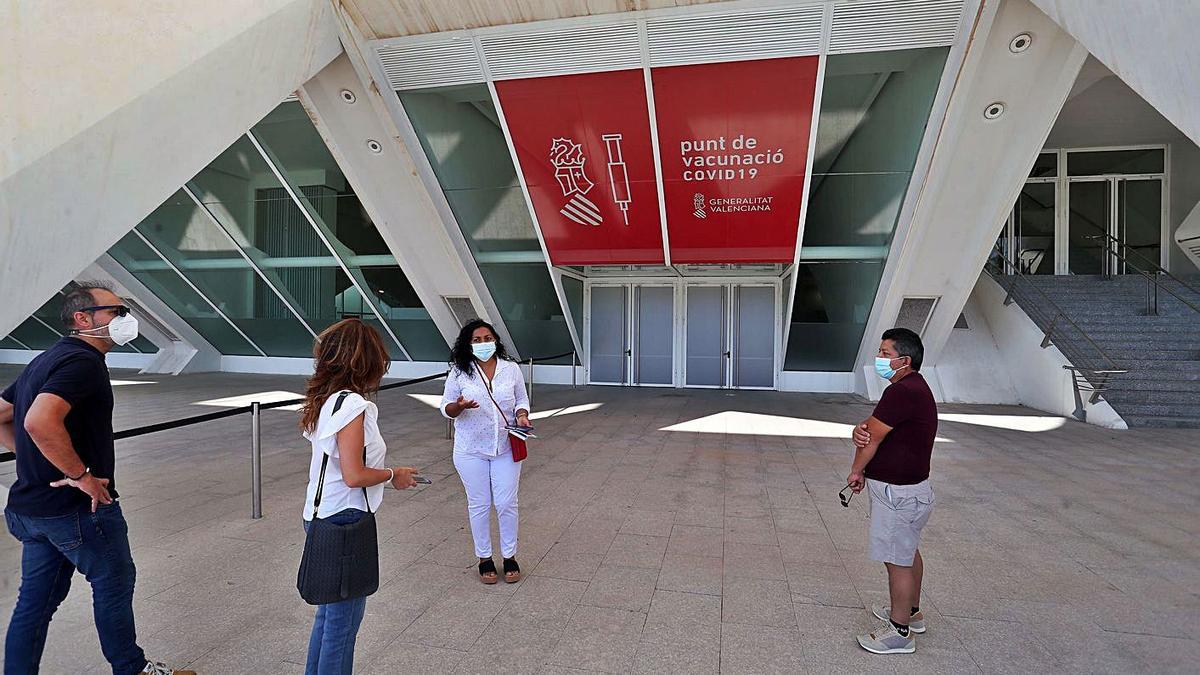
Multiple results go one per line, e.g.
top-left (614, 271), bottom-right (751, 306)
top-left (508, 434), bottom-right (528, 462)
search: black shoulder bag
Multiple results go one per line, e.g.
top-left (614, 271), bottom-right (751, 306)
top-left (296, 391), bottom-right (380, 605)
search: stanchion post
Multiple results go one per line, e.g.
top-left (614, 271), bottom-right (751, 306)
top-left (572, 351), bottom-right (578, 388)
top-left (527, 358), bottom-right (534, 411)
top-left (251, 402), bottom-right (262, 520)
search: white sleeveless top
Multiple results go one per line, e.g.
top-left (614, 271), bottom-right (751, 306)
top-left (301, 392), bottom-right (387, 521)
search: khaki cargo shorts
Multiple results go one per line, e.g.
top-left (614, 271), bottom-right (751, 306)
top-left (867, 478), bottom-right (934, 566)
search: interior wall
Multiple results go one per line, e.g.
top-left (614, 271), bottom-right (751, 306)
top-left (1045, 61), bottom-right (1200, 273)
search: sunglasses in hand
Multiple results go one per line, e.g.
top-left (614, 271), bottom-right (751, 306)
top-left (838, 483), bottom-right (856, 507)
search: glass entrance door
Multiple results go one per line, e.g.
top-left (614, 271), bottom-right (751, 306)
top-left (589, 285), bottom-right (627, 385)
top-left (685, 285), bottom-right (727, 387)
top-left (1118, 179), bottom-right (1162, 274)
top-left (1068, 177), bottom-right (1163, 275)
top-left (684, 284), bottom-right (777, 389)
top-left (1001, 148), bottom-right (1166, 276)
top-left (1068, 180), bottom-right (1110, 274)
top-left (634, 286), bottom-right (674, 386)
top-left (587, 284), bottom-right (675, 386)
top-left (1013, 182), bottom-right (1056, 274)
top-left (733, 286), bottom-right (775, 388)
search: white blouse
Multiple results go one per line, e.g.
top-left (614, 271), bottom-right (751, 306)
top-left (441, 359), bottom-right (530, 457)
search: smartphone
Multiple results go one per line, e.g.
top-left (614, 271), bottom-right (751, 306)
top-left (413, 475), bottom-right (432, 485)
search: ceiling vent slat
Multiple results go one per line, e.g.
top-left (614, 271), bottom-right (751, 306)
top-left (829, 0), bottom-right (964, 54)
top-left (480, 23), bottom-right (642, 80)
top-left (377, 39), bottom-right (484, 90)
top-left (647, 6), bottom-right (824, 67)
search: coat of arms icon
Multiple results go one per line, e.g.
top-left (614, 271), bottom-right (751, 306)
top-left (550, 138), bottom-right (602, 227)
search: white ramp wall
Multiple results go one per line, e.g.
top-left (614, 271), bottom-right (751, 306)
top-left (0, 0), bottom-right (342, 336)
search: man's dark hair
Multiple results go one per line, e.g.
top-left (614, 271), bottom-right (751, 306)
top-left (882, 327), bottom-right (923, 371)
top-left (60, 282), bottom-right (114, 329)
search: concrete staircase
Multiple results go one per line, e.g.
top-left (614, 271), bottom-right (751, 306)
top-left (1004, 274), bottom-right (1200, 428)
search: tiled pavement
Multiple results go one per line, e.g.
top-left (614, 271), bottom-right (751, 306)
top-left (0, 366), bottom-right (1197, 673)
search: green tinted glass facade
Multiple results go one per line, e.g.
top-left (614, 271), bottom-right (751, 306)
top-left (787, 47), bottom-right (948, 370)
top-left (399, 85), bottom-right (576, 362)
top-left (7, 104), bottom-right (450, 362)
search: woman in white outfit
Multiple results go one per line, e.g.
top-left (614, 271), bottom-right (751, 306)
top-left (441, 319), bottom-right (530, 584)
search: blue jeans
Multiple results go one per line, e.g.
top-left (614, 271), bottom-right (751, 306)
top-left (303, 508), bottom-right (369, 675)
top-left (4, 502), bottom-right (146, 675)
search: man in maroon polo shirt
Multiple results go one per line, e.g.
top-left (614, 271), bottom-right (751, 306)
top-left (848, 327), bottom-right (938, 655)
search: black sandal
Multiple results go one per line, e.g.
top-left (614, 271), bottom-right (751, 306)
top-left (478, 558), bottom-right (498, 584)
top-left (502, 557), bottom-right (521, 583)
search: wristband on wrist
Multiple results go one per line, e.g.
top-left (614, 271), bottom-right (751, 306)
top-left (387, 468), bottom-right (395, 484)
top-left (67, 467), bottom-right (89, 481)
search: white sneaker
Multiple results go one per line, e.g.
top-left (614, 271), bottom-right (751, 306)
top-left (872, 605), bottom-right (926, 633)
top-left (142, 661), bottom-right (196, 675)
top-left (857, 620), bottom-right (916, 654)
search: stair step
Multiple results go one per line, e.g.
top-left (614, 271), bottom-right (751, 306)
top-left (1111, 373), bottom-right (1200, 385)
top-left (1103, 389), bottom-right (1200, 404)
top-left (1121, 415), bottom-right (1200, 429)
top-left (1113, 359), bottom-right (1200, 371)
top-left (1091, 338), bottom-right (1200, 351)
top-left (1083, 326), bottom-right (1200, 336)
top-left (1098, 350), bottom-right (1200, 361)
top-left (1016, 296), bottom-right (1199, 310)
top-left (1108, 402), bottom-right (1200, 418)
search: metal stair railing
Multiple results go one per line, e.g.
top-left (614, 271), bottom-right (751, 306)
top-left (1076, 221), bottom-right (1200, 316)
top-left (986, 244), bottom-right (1128, 421)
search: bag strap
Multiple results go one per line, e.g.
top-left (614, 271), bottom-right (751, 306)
top-left (476, 362), bottom-right (512, 427)
top-left (311, 391), bottom-right (373, 519)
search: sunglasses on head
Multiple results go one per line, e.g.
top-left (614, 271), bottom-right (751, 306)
top-left (838, 483), bottom-right (855, 507)
top-left (81, 305), bottom-right (130, 317)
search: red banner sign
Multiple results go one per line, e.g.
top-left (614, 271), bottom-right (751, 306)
top-left (495, 71), bottom-right (665, 266)
top-left (651, 57), bottom-right (819, 263)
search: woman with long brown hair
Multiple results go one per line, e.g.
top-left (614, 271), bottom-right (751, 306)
top-left (298, 318), bottom-right (418, 675)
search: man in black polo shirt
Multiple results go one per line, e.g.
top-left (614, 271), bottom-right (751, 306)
top-left (847, 327), bottom-right (937, 655)
top-left (0, 284), bottom-right (193, 675)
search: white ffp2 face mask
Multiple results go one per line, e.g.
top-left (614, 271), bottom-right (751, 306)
top-left (77, 314), bottom-right (140, 346)
top-left (106, 314), bottom-right (140, 345)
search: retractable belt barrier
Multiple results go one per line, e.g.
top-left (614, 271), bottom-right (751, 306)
top-left (0, 351), bottom-right (577, 518)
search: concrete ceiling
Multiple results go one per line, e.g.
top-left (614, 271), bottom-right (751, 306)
top-left (1048, 56), bottom-right (1189, 148)
top-left (338, 0), bottom-right (732, 40)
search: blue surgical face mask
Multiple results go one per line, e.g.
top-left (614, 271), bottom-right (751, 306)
top-left (874, 356), bottom-right (898, 380)
top-left (471, 341), bottom-right (497, 361)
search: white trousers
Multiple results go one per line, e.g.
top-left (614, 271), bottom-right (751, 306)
top-left (453, 451), bottom-right (521, 558)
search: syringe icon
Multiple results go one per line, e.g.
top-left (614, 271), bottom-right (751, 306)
top-left (601, 133), bottom-right (632, 225)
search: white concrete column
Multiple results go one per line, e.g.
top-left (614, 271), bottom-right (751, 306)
top-left (0, 0), bottom-right (342, 337)
top-left (297, 40), bottom-right (520, 354)
top-left (856, 0), bottom-right (1088, 389)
